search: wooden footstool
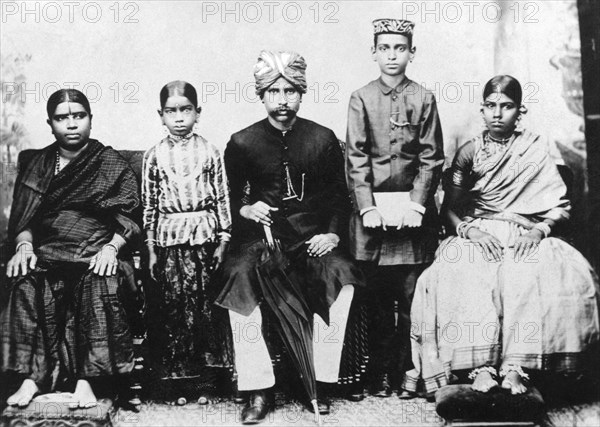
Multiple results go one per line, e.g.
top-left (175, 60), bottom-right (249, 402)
top-left (1, 393), bottom-right (113, 427)
top-left (435, 384), bottom-right (545, 427)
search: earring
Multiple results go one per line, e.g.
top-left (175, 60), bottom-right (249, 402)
top-left (162, 125), bottom-right (169, 137)
top-left (514, 115), bottom-right (524, 132)
top-left (481, 113), bottom-right (488, 130)
top-left (193, 121), bottom-right (200, 134)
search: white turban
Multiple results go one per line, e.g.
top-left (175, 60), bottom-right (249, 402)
top-left (254, 50), bottom-right (307, 96)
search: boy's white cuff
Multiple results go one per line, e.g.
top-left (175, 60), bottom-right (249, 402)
top-left (409, 202), bottom-right (426, 215)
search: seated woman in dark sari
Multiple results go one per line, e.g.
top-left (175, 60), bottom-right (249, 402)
top-left (403, 75), bottom-right (599, 396)
top-left (1, 89), bottom-right (140, 408)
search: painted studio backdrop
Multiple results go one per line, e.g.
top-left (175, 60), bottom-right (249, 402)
top-left (0, 0), bottom-right (588, 256)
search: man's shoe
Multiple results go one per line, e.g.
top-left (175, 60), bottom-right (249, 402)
top-left (398, 389), bottom-right (416, 400)
top-left (241, 390), bottom-right (272, 425)
top-left (371, 374), bottom-right (392, 398)
top-left (346, 382), bottom-right (365, 402)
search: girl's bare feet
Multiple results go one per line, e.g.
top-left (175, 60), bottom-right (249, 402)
top-left (501, 371), bottom-right (528, 395)
top-left (471, 371), bottom-right (498, 393)
top-left (197, 391), bottom-right (217, 405)
top-left (6, 379), bottom-right (39, 407)
top-left (69, 379), bottom-right (98, 409)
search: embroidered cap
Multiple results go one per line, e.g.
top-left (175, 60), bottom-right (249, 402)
top-left (372, 18), bottom-right (415, 36)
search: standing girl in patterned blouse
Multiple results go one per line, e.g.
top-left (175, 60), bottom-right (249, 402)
top-left (142, 81), bottom-right (233, 405)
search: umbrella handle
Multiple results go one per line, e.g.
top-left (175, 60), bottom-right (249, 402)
top-left (263, 225), bottom-right (275, 247)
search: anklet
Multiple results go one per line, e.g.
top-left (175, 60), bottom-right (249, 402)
top-left (468, 366), bottom-right (497, 381)
top-left (499, 364), bottom-right (529, 381)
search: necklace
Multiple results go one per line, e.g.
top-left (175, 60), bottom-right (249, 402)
top-left (55, 150), bottom-right (62, 175)
top-left (169, 131), bottom-right (194, 141)
top-left (55, 150), bottom-right (72, 175)
top-left (486, 133), bottom-right (511, 144)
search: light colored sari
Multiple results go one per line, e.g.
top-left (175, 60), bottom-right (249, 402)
top-left (403, 130), bottom-right (600, 394)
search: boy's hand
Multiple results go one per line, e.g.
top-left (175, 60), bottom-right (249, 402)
top-left (398, 209), bottom-right (423, 229)
top-left (363, 209), bottom-right (387, 230)
top-left (212, 240), bottom-right (229, 271)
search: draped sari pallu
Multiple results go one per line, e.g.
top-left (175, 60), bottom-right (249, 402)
top-left (1, 140), bottom-right (140, 388)
top-left (403, 130), bottom-right (600, 394)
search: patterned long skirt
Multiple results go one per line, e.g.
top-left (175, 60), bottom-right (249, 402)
top-left (0, 262), bottom-right (135, 391)
top-left (146, 244), bottom-right (233, 381)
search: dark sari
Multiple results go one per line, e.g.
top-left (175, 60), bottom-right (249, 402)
top-left (1, 139), bottom-right (140, 390)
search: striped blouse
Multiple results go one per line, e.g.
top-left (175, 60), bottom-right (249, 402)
top-left (142, 133), bottom-right (232, 247)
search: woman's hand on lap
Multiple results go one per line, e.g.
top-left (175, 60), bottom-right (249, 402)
top-left (513, 229), bottom-right (542, 262)
top-left (466, 228), bottom-right (504, 262)
top-left (89, 245), bottom-right (118, 276)
top-left (6, 244), bottom-right (37, 277)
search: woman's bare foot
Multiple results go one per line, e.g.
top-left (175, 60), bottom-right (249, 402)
top-left (501, 371), bottom-right (528, 395)
top-left (471, 371), bottom-right (498, 393)
top-left (6, 379), bottom-right (39, 407)
top-left (68, 379), bottom-right (98, 409)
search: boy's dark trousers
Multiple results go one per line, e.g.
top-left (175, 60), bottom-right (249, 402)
top-left (361, 263), bottom-right (427, 391)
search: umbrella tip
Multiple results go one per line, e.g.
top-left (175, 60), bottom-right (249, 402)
top-left (311, 399), bottom-right (322, 426)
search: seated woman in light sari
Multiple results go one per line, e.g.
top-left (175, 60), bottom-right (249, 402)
top-left (402, 75), bottom-right (599, 396)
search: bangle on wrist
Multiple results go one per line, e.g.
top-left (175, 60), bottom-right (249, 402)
top-left (456, 221), bottom-right (477, 239)
top-left (15, 241), bottom-right (33, 252)
top-left (463, 224), bottom-right (477, 239)
top-left (104, 242), bottom-right (119, 253)
top-left (456, 221), bottom-right (468, 237)
top-left (532, 222), bottom-right (550, 238)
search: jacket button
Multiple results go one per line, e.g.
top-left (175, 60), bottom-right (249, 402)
top-left (392, 95), bottom-right (398, 101)
top-left (391, 154), bottom-right (398, 160)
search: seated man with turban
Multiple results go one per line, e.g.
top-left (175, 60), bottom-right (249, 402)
top-left (216, 51), bottom-right (365, 424)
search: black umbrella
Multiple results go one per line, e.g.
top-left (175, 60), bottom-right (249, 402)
top-left (255, 225), bottom-right (322, 425)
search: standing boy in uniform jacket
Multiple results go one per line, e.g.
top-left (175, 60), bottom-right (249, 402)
top-left (345, 18), bottom-right (444, 397)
